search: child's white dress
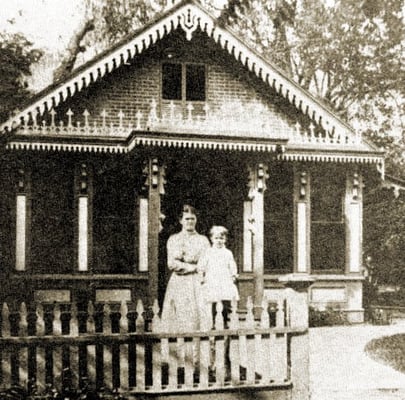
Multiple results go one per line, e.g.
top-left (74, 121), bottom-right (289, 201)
top-left (199, 246), bottom-right (239, 303)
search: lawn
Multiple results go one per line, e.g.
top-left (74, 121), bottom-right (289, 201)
top-left (365, 333), bottom-right (405, 374)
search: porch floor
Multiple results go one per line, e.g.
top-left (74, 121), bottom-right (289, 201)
top-left (309, 321), bottom-right (405, 400)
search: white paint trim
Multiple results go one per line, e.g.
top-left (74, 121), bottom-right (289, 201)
top-left (243, 200), bottom-right (253, 272)
top-left (138, 197), bottom-right (149, 272)
top-left (348, 203), bottom-right (361, 273)
top-left (16, 195), bottom-right (26, 271)
top-left (297, 202), bottom-right (307, 273)
top-left (78, 196), bottom-right (88, 272)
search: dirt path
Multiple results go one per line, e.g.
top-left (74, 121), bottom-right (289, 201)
top-left (309, 322), bottom-right (405, 400)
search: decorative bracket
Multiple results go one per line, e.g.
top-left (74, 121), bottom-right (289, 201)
top-left (299, 171), bottom-right (308, 200)
top-left (79, 163), bottom-right (89, 195)
top-left (142, 158), bottom-right (166, 196)
top-left (247, 163), bottom-right (269, 200)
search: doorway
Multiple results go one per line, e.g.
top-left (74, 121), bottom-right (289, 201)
top-left (158, 150), bottom-right (247, 304)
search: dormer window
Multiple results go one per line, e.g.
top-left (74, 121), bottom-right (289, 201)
top-left (162, 63), bottom-right (206, 102)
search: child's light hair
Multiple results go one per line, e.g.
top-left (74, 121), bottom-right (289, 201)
top-left (210, 225), bottom-right (229, 238)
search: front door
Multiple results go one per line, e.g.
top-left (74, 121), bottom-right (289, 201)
top-left (158, 150), bottom-right (247, 305)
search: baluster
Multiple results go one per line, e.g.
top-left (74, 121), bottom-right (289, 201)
top-left (135, 300), bottom-right (145, 390)
top-left (259, 298), bottom-right (271, 384)
top-left (245, 297), bottom-right (255, 384)
top-left (229, 299), bottom-right (240, 384)
top-left (294, 122), bottom-right (301, 142)
top-left (86, 302), bottom-right (96, 385)
top-left (35, 303), bottom-right (46, 392)
top-left (151, 300), bottom-right (162, 390)
top-left (102, 304), bottom-right (113, 389)
top-left (199, 331), bottom-right (210, 389)
top-left (167, 301), bottom-right (177, 390)
top-left (1, 303), bottom-right (11, 389)
top-left (69, 303), bottom-right (79, 389)
top-left (119, 301), bottom-right (129, 391)
top-left (17, 303), bottom-right (29, 389)
top-left (184, 337), bottom-right (194, 389)
top-left (52, 304), bottom-right (63, 391)
top-left (214, 302), bottom-right (225, 387)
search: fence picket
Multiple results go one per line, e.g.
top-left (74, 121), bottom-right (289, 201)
top-left (102, 304), bottom-right (113, 389)
top-left (0, 296), bottom-right (298, 394)
top-left (119, 301), bottom-right (129, 391)
top-left (184, 338), bottom-right (194, 388)
top-left (199, 336), bottom-right (210, 389)
top-left (259, 299), bottom-right (271, 383)
top-left (35, 304), bottom-right (46, 392)
top-left (135, 300), bottom-right (145, 390)
top-left (1, 303), bottom-right (11, 389)
top-left (69, 303), bottom-right (79, 389)
top-left (52, 304), bottom-right (63, 391)
top-left (18, 303), bottom-right (29, 388)
top-left (229, 300), bottom-right (240, 384)
top-left (86, 301), bottom-right (96, 384)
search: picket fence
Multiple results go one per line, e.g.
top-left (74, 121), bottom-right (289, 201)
top-left (0, 296), bottom-right (306, 395)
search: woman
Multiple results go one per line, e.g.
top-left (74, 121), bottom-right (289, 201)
top-left (161, 205), bottom-right (210, 332)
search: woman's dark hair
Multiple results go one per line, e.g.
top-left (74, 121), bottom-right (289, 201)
top-left (181, 204), bottom-right (197, 217)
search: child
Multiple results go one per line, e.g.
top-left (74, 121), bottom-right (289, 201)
top-left (198, 226), bottom-right (239, 328)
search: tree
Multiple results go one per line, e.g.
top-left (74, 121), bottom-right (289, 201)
top-left (0, 32), bottom-right (42, 123)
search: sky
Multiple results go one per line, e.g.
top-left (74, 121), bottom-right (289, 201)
top-left (0, 0), bottom-right (84, 51)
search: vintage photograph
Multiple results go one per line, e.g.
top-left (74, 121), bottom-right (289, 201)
top-left (0, 0), bottom-right (404, 399)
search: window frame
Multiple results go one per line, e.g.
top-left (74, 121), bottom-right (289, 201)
top-left (161, 61), bottom-right (207, 103)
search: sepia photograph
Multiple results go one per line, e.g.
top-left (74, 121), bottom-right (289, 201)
top-left (0, 0), bottom-right (404, 399)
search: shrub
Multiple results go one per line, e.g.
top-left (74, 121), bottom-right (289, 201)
top-left (309, 306), bottom-right (347, 327)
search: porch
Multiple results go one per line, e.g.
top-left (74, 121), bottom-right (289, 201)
top-left (0, 290), bottom-right (308, 399)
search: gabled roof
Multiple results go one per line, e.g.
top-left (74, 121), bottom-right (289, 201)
top-left (0, 0), bottom-right (384, 169)
top-left (2, 0), bottom-right (358, 139)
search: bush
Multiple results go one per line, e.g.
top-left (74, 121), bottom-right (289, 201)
top-left (309, 306), bottom-right (348, 327)
top-left (0, 382), bottom-right (129, 400)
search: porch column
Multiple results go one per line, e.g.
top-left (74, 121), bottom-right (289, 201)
top-left (142, 157), bottom-right (165, 303)
top-left (15, 165), bottom-right (31, 271)
top-left (75, 162), bottom-right (93, 272)
top-left (293, 167), bottom-right (310, 273)
top-left (345, 169), bottom-right (363, 274)
top-left (247, 163), bottom-right (268, 313)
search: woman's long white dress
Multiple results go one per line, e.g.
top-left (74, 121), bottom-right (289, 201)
top-left (161, 230), bottom-right (210, 332)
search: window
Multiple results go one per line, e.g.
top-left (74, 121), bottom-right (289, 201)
top-left (31, 157), bottom-right (75, 274)
top-left (264, 164), bottom-right (294, 273)
top-left (311, 167), bottom-right (345, 271)
top-left (162, 63), bottom-right (206, 101)
top-left (93, 158), bottom-right (136, 274)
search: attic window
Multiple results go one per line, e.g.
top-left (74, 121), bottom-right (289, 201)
top-left (162, 63), bottom-right (206, 101)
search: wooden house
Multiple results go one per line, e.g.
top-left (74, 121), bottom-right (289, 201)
top-left (0, 0), bottom-right (384, 323)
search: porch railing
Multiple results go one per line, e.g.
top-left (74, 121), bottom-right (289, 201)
top-left (0, 296), bottom-right (306, 396)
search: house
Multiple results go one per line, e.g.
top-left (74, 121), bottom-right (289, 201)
top-left (0, 1), bottom-right (387, 397)
top-left (0, 0), bottom-right (384, 323)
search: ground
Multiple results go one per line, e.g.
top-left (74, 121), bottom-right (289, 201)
top-left (309, 321), bottom-right (405, 400)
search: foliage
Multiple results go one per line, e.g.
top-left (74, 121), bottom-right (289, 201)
top-left (0, 378), bottom-right (129, 400)
top-left (309, 306), bottom-right (348, 327)
top-left (0, 32), bottom-right (42, 123)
